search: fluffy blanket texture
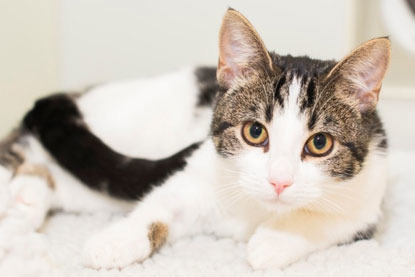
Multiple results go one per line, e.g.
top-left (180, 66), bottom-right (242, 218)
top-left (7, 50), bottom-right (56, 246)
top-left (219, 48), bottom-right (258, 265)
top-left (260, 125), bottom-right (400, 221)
top-left (0, 150), bottom-right (414, 277)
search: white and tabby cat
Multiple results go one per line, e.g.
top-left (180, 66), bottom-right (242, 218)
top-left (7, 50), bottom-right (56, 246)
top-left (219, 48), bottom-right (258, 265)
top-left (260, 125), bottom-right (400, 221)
top-left (0, 9), bottom-right (390, 269)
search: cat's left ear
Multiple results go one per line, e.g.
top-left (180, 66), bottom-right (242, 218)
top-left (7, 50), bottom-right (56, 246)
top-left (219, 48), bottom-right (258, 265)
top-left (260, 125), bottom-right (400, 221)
top-left (326, 37), bottom-right (391, 112)
top-left (217, 9), bottom-right (275, 89)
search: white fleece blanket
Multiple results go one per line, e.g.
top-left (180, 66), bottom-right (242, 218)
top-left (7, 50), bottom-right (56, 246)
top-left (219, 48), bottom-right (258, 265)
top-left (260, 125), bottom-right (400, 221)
top-left (1, 150), bottom-right (414, 277)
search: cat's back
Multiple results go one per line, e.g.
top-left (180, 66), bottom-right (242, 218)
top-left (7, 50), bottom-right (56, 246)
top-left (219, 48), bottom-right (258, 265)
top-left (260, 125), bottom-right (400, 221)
top-left (75, 66), bottom-right (217, 158)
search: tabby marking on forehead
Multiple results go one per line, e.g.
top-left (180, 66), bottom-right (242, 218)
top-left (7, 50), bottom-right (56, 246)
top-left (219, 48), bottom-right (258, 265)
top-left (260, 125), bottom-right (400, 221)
top-left (273, 73), bottom-right (287, 108)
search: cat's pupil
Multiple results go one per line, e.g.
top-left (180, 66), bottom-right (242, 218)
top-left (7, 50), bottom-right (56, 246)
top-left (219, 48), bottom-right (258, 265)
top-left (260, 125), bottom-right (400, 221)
top-left (250, 123), bottom-right (263, 138)
top-left (313, 134), bottom-right (326, 149)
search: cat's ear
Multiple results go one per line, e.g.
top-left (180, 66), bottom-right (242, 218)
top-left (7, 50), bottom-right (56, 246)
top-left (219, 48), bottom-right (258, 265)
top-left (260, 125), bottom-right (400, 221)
top-left (326, 37), bottom-right (391, 112)
top-left (217, 8), bottom-right (275, 89)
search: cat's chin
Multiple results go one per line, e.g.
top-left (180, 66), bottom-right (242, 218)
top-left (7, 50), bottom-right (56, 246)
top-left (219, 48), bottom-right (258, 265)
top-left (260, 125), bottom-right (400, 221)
top-left (259, 198), bottom-right (300, 215)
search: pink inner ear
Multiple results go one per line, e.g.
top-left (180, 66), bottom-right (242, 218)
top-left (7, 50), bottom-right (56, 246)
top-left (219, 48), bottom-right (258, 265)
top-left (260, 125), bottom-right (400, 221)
top-left (217, 12), bottom-right (272, 89)
top-left (330, 38), bottom-right (390, 112)
top-left (356, 87), bottom-right (379, 111)
top-left (220, 32), bottom-right (254, 78)
top-left (218, 30), bottom-right (241, 87)
top-left (354, 60), bottom-right (386, 111)
top-left (218, 64), bottom-right (236, 87)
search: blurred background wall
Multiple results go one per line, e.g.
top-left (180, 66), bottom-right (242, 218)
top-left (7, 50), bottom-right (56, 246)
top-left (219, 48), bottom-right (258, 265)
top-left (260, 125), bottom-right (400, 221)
top-left (0, 0), bottom-right (414, 148)
top-left (0, 0), bottom-right (58, 135)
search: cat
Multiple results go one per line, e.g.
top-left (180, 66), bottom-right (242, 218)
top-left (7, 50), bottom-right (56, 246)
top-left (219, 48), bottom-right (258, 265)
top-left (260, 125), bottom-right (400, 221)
top-left (0, 8), bottom-right (390, 269)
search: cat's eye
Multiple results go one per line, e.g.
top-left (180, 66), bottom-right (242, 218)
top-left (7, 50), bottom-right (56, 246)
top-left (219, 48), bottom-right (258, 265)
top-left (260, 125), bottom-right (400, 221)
top-left (242, 121), bottom-right (268, 147)
top-left (304, 133), bottom-right (333, 157)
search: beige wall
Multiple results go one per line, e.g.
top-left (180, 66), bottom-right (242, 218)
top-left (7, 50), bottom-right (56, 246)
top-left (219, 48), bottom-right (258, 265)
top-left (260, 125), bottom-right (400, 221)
top-left (0, 0), bottom-right (59, 135)
top-left (355, 0), bottom-right (415, 96)
top-left (58, 0), bottom-right (356, 89)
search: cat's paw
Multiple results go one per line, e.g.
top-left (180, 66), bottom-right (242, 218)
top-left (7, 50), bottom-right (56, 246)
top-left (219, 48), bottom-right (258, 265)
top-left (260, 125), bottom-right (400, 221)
top-left (0, 175), bottom-right (51, 234)
top-left (247, 226), bottom-right (310, 270)
top-left (83, 220), bottom-right (152, 269)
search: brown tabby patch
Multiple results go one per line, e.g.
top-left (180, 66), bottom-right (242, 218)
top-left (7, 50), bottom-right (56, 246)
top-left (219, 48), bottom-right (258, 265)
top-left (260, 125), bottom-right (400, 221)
top-left (148, 222), bottom-right (169, 252)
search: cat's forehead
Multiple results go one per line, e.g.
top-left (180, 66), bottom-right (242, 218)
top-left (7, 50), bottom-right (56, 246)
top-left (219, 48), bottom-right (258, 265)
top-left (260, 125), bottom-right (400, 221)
top-left (272, 54), bottom-right (336, 78)
top-left (213, 55), bottom-right (338, 128)
top-left (233, 55), bottom-right (337, 122)
top-left (271, 54), bottom-right (337, 114)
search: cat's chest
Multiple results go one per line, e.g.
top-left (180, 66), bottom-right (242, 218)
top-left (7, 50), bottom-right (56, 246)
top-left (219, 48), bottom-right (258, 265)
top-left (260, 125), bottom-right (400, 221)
top-left (202, 193), bottom-right (271, 241)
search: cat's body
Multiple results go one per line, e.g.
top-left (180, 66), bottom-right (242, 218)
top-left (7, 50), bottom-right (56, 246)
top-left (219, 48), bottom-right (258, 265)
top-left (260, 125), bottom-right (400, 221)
top-left (0, 67), bottom-right (206, 214)
top-left (0, 9), bottom-right (390, 269)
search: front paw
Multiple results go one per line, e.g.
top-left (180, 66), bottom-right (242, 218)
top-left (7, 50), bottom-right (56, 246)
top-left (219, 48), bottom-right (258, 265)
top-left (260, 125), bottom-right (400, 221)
top-left (247, 227), bottom-right (310, 270)
top-left (83, 220), bottom-right (152, 269)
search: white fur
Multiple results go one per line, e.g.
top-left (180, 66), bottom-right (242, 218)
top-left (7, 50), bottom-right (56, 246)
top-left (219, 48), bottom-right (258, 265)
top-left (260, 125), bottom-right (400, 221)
top-left (0, 148), bottom-right (53, 238)
top-left (77, 66), bottom-right (212, 158)
top-left (0, 166), bottom-right (12, 184)
top-left (0, 166), bottom-right (12, 216)
top-left (0, 175), bottom-right (52, 263)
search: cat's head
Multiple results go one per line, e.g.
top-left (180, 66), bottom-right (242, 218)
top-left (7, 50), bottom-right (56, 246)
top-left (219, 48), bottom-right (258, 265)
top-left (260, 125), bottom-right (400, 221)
top-left (211, 9), bottom-right (390, 213)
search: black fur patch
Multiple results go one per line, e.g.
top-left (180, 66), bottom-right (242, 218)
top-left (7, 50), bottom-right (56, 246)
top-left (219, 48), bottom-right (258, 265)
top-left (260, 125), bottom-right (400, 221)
top-left (308, 113), bottom-right (317, 130)
top-left (23, 94), bottom-right (201, 200)
top-left (343, 161), bottom-right (356, 179)
top-left (352, 224), bottom-right (376, 242)
top-left (212, 121), bottom-right (233, 136)
top-left (195, 66), bottom-right (219, 107)
top-left (378, 138), bottom-right (388, 149)
top-left (265, 104), bottom-right (273, 122)
top-left (271, 54), bottom-right (336, 77)
top-left (274, 74), bottom-right (286, 108)
top-left (324, 116), bottom-right (334, 125)
top-left (300, 78), bottom-right (316, 112)
top-left (343, 142), bottom-right (365, 163)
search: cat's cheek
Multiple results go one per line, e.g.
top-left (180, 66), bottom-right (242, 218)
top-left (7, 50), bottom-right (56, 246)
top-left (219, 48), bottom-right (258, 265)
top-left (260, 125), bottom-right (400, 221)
top-left (247, 226), bottom-right (312, 270)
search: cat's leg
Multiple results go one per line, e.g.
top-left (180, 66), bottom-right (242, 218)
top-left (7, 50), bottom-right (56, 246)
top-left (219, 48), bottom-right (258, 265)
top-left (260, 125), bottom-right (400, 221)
top-left (246, 211), bottom-right (377, 269)
top-left (83, 169), bottom-right (213, 269)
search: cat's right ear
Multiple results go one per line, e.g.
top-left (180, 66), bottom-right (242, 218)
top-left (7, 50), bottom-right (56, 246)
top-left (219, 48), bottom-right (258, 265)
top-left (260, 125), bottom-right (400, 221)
top-left (217, 9), bottom-right (275, 89)
top-left (325, 37), bottom-right (391, 112)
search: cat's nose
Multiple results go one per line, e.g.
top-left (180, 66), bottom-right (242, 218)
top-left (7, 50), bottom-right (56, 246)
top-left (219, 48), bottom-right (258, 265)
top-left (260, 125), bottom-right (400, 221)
top-left (269, 180), bottom-right (292, 196)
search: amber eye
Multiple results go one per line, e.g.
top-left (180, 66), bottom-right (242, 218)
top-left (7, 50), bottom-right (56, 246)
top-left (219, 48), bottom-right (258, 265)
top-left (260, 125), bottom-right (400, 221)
top-left (242, 121), bottom-right (268, 147)
top-left (304, 133), bottom-right (334, 157)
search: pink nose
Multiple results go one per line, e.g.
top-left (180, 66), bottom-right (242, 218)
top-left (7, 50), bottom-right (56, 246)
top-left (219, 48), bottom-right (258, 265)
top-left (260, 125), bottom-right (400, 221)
top-left (270, 181), bottom-right (292, 196)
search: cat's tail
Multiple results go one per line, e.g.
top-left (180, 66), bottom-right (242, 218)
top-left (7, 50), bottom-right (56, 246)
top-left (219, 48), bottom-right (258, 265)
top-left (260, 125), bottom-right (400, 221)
top-left (23, 93), bottom-right (201, 200)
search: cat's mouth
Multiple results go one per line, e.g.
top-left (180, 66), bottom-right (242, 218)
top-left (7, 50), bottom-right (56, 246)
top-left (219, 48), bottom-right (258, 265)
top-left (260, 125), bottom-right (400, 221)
top-left (260, 193), bottom-right (308, 213)
top-left (263, 196), bottom-right (291, 207)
